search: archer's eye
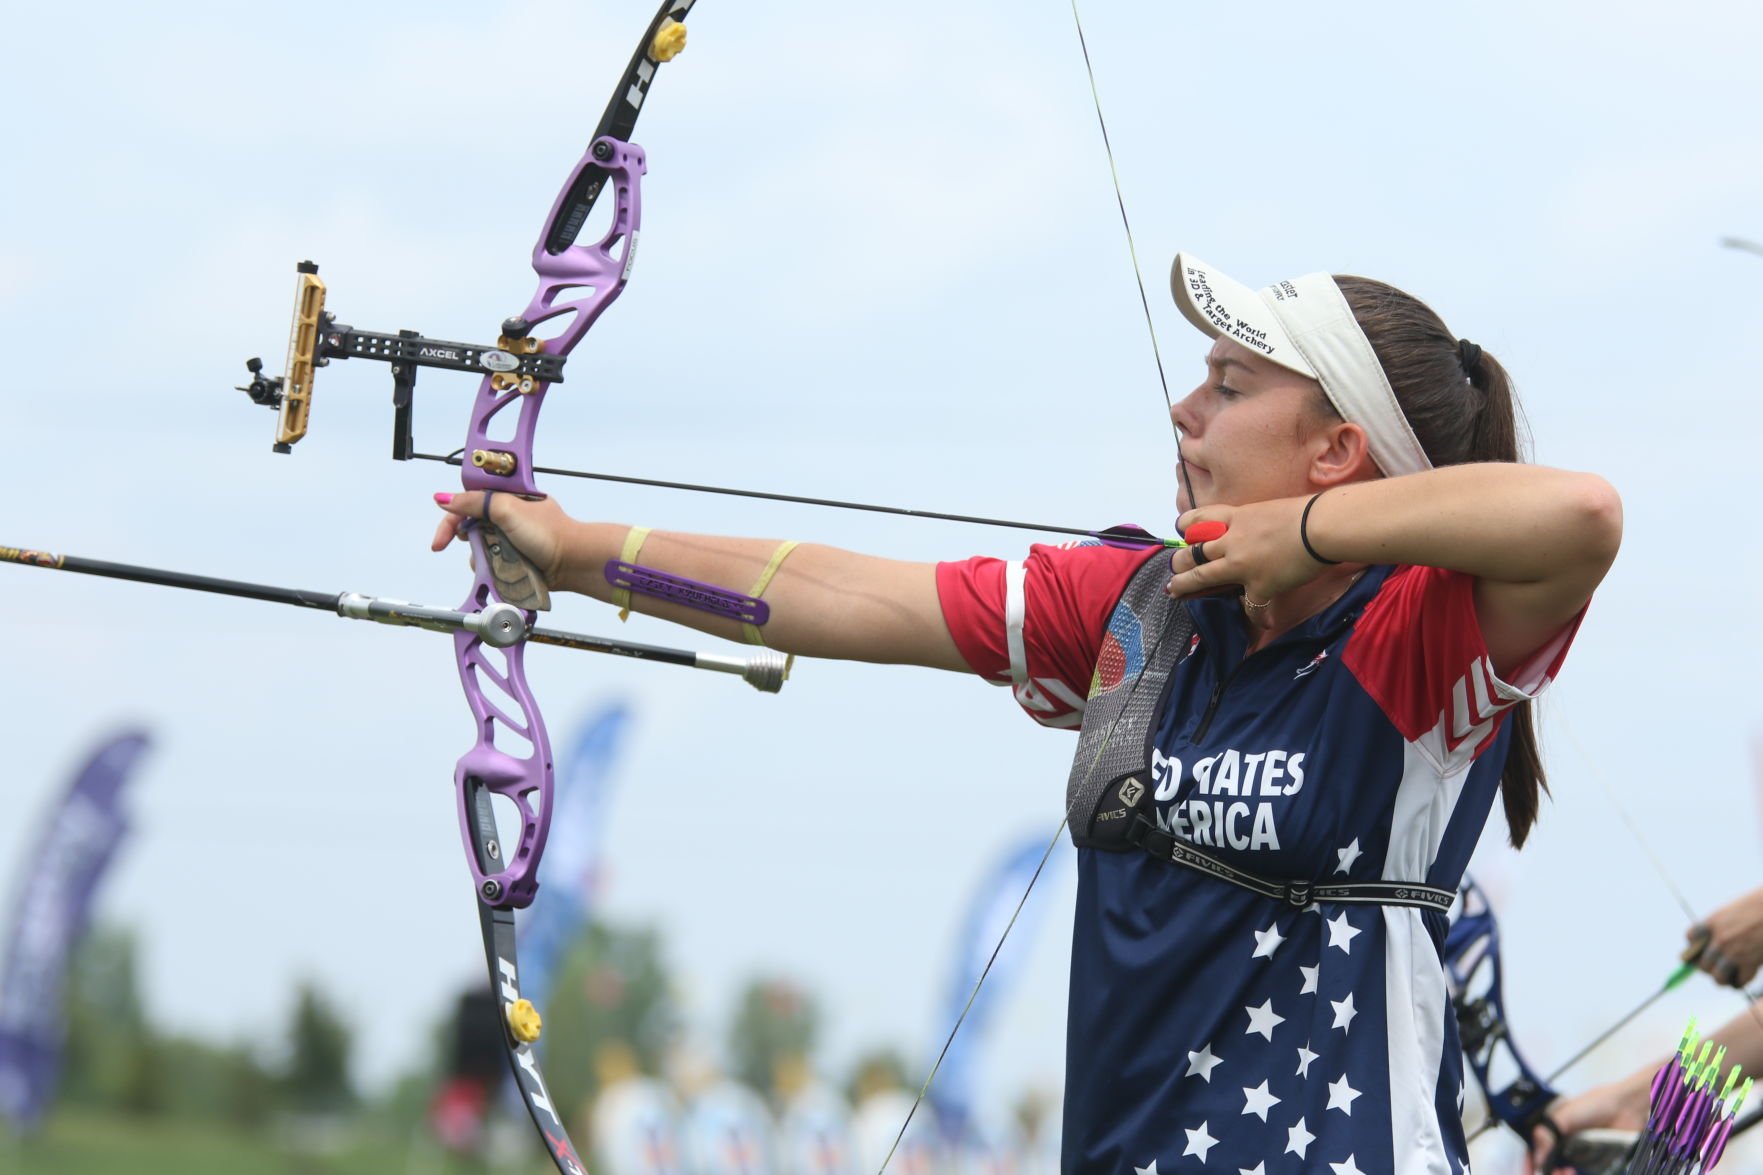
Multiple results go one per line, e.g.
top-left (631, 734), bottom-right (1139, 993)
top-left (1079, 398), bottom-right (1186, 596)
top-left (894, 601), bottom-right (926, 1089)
top-left (1213, 383), bottom-right (1242, 401)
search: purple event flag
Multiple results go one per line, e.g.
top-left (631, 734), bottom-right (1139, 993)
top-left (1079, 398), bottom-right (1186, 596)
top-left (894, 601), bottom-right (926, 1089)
top-left (0, 729), bottom-right (149, 1133)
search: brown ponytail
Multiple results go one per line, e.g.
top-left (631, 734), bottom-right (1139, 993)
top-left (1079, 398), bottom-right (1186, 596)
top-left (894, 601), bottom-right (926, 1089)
top-left (1333, 275), bottom-right (1547, 848)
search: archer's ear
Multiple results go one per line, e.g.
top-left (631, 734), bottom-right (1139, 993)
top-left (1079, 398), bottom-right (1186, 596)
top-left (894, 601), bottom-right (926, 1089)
top-left (1310, 421), bottom-right (1378, 487)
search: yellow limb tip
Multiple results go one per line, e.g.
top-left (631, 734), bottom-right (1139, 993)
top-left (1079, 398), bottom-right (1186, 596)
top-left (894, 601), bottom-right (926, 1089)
top-left (506, 998), bottom-right (543, 1044)
top-left (652, 19), bottom-right (687, 62)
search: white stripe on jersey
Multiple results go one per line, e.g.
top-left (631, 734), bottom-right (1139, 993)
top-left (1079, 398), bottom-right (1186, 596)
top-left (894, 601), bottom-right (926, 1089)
top-left (1004, 560), bottom-right (1028, 689)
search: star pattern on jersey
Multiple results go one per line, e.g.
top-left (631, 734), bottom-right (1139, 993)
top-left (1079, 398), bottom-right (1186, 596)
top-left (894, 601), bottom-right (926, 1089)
top-left (1285, 1117), bottom-right (1315, 1159)
top-left (1241, 1080), bottom-right (1281, 1122)
top-left (1251, 922), bottom-right (1286, 960)
top-left (1126, 892), bottom-right (1412, 1170)
top-left (1244, 998), bottom-right (1285, 1042)
top-left (993, 554), bottom-right (1503, 1174)
top-left (1327, 1073), bottom-right (1362, 1116)
top-left (1184, 1122), bottom-right (1218, 1163)
top-left (1326, 911), bottom-right (1361, 954)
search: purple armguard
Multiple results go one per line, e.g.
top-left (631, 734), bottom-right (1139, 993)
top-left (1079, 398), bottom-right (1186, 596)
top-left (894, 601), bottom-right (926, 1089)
top-left (604, 560), bottom-right (771, 625)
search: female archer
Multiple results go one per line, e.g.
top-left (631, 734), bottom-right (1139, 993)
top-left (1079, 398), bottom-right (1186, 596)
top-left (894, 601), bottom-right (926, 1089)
top-left (432, 253), bottom-right (1620, 1173)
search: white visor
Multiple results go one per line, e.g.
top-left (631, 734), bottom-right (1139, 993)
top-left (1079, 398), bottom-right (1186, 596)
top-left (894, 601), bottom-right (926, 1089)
top-left (1169, 253), bottom-right (1432, 478)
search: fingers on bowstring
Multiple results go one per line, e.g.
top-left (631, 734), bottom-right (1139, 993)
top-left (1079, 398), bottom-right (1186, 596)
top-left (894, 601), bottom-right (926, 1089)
top-left (1165, 518), bottom-right (1233, 598)
top-left (1681, 923), bottom-right (1745, 985)
top-left (1687, 936), bottom-right (1744, 988)
top-left (1170, 540), bottom-right (1219, 575)
top-left (1167, 540), bottom-right (1220, 595)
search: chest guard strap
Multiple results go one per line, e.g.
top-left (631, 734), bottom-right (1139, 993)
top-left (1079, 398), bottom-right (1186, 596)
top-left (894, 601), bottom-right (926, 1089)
top-left (1066, 555), bottom-right (1193, 850)
top-left (1126, 816), bottom-right (1456, 912)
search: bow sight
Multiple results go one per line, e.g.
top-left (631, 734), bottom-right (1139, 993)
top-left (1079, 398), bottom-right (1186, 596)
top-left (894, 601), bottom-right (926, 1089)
top-left (236, 259), bottom-right (566, 464)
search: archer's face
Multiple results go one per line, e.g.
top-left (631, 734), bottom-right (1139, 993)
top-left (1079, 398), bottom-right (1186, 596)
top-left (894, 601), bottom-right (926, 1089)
top-left (1171, 339), bottom-right (1333, 512)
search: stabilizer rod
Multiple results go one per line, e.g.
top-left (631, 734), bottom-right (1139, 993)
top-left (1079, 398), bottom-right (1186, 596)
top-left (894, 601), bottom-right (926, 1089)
top-left (1, 544), bottom-right (787, 693)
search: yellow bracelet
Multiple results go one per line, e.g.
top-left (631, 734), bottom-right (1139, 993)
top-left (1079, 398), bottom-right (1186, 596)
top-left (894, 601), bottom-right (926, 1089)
top-left (611, 527), bottom-right (652, 621)
top-left (743, 539), bottom-right (800, 659)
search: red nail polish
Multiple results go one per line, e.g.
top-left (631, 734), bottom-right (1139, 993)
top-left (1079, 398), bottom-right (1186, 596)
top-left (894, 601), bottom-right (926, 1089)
top-left (434, 492), bottom-right (454, 505)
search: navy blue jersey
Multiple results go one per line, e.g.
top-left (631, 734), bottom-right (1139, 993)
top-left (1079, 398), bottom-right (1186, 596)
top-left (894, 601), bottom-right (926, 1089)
top-left (939, 546), bottom-right (1581, 1174)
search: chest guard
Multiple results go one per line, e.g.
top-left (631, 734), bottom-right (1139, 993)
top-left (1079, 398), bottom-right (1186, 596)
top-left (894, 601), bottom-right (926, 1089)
top-left (1065, 554), bottom-right (1193, 850)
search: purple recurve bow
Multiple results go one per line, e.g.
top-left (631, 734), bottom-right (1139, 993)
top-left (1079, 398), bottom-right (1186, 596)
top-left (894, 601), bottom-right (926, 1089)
top-left (242, 5), bottom-right (701, 1171)
top-left (450, 6), bottom-right (698, 1170)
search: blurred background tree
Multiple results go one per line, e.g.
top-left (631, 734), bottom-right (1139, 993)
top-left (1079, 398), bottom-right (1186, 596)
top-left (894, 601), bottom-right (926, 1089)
top-left (60, 927), bottom-right (151, 1112)
top-left (279, 981), bottom-right (357, 1115)
top-left (541, 920), bottom-right (680, 1116)
top-left (727, 977), bottom-right (817, 1096)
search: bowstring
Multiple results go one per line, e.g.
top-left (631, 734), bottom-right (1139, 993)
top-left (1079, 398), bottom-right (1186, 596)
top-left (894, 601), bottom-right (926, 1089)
top-left (1066, 0), bottom-right (1176, 439)
top-left (874, 607), bottom-right (1183, 1172)
top-left (875, 5), bottom-right (1185, 1168)
top-left (1067, 0), bottom-right (1199, 514)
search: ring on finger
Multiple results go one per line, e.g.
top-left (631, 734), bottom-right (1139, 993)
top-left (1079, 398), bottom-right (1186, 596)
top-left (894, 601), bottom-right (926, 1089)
top-left (1243, 593), bottom-right (1271, 610)
top-left (481, 490), bottom-right (496, 522)
top-left (1190, 541), bottom-right (1210, 566)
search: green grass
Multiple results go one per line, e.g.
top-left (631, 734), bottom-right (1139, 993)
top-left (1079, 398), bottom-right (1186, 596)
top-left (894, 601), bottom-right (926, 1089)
top-left (1, 1110), bottom-right (423, 1174)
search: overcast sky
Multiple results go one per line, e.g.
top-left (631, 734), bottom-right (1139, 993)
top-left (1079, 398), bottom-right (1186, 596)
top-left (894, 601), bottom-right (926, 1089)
top-left (4, 0), bottom-right (1762, 1165)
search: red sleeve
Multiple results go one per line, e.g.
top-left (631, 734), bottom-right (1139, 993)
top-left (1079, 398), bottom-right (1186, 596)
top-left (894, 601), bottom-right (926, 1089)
top-left (1342, 565), bottom-right (1584, 763)
top-left (936, 543), bottom-right (1158, 729)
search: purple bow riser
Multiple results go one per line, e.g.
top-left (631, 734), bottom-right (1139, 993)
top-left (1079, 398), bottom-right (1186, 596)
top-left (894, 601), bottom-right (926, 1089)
top-left (459, 138), bottom-right (646, 500)
top-left (452, 136), bottom-right (648, 917)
